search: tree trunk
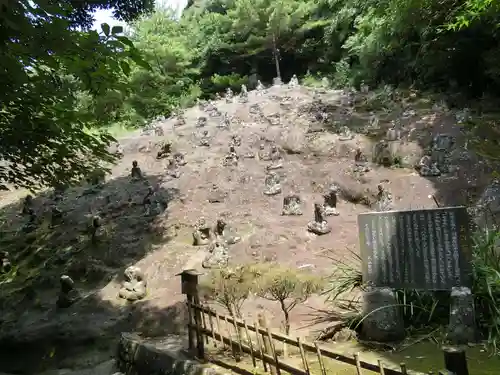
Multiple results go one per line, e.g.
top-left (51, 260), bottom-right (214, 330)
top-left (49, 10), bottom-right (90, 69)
top-left (280, 300), bottom-right (290, 357)
top-left (272, 33), bottom-right (281, 80)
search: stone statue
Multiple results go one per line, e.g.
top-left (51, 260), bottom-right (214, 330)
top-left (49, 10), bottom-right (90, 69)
top-left (208, 184), bottom-right (227, 203)
top-left (173, 152), bottom-right (187, 166)
top-left (288, 74), bottom-right (299, 88)
top-left (339, 126), bottom-right (354, 141)
top-left (196, 116), bottom-right (207, 128)
top-left (21, 194), bottom-right (33, 215)
top-left (156, 141), bottom-right (172, 160)
top-left (263, 172), bottom-right (282, 196)
top-left (432, 133), bottom-right (455, 151)
top-left (199, 130), bottom-right (210, 147)
top-left (230, 134), bottom-right (241, 147)
top-left (282, 194), bottom-right (303, 216)
top-left (258, 144), bottom-right (271, 161)
top-left (118, 266), bottom-right (147, 302)
top-left (222, 145), bottom-right (239, 167)
top-left (215, 92), bottom-right (222, 100)
top-left (166, 158), bottom-right (181, 178)
top-left (154, 125), bottom-right (164, 136)
top-left (323, 185), bottom-right (340, 216)
top-left (385, 126), bottom-right (401, 141)
top-left (57, 275), bottom-right (81, 308)
top-left (131, 160), bottom-right (143, 181)
top-left (218, 112), bottom-right (231, 129)
top-left (239, 84), bottom-right (249, 103)
top-left (202, 240), bottom-right (229, 269)
top-left (22, 208), bottom-right (37, 233)
top-left (307, 203), bottom-right (332, 235)
top-left (376, 184), bottom-right (394, 212)
top-left (266, 144), bottom-right (283, 170)
top-left (213, 218), bottom-right (241, 245)
top-left (373, 140), bottom-right (393, 167)
top-left (353, 148), bottom-right (371, 174)
top-left (321, 77), bottom-right (329, 88)
top-left (256, 80), bottom-right (265, 92)
top-left (89, 215), bottom-right (105, 242)
top-left (174, 115), bottom-right (186, 127)
top-left (225, 87), bottom-right (234, 103)
top-left (417, 155), bottom-right (441, 177)
top-left (0, 251), bottom-right (12, 274)
top-left (193, 218), bottom-right (212, 246)
top-left (50, 205), bottom-right (63, 227)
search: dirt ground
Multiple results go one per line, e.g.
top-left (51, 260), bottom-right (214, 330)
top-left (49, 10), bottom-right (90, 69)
top-left (0, 84), bottom-right (490, 374)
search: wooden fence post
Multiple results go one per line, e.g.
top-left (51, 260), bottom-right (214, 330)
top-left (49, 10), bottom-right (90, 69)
top-left (442, 347), bottom-right (469, 375)
top-left (259, 313), bottom-right (277, 375)
top-left (178, 269), bottom-right (204, 359)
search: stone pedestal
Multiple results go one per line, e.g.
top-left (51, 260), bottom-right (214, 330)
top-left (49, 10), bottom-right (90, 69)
top-left (361, 287), bottom-right (405, 342)
top-left (447, 287), bottom-right (476, 345)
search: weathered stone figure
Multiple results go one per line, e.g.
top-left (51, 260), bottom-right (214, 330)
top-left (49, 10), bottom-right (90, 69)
top-left (222, 145), bottom-right (239, 167)
top-left (354, 148), bottom-right (371, 173)
top-left (385, 126), bottom-right (401, 141)
top-left (225, 87), bottom-right (234, 103)
top-left (373, 140), bottom-right (393, 167)
top-left (323, 185), bottom-right (340, 216)
top-left (174, 115), bottom-right (186, 127)
top-left (196, 116), bottom-right (207, 128)
top-left (131, 160), bottom-right (143, 181)
top-left (263, 172), bottom-right (282, 196)
top-left (166, 158), bottom-right (181, 178)
top-left (239, 84), bottom-right (248, 103)
top-left (339, 126), bottom-right (354, 141)
top-left (258, 144), bottom-right (271, 161)
top-left (218, 112), bottom-right (231, 129)
top-left (214, 218), bottom-right (241, 245)
top-left (143, 186), bottom-right (165, 216)
top-left (22, 194), bottom-right (33, 215)
top-left (154, 125), bottom-right (164, 136)
top-left (89, 215), bottom-right (105, 242)
top-left (173, 152), bottom-right (187, 166)
top-left (249, 103), bottom-right (262, 115)
top-left (202, 240), bottom-right (229, 269)
top-left (199, 130), bottom-right (210, 147)
top-left (307, 203), bottom-right (332, 235)
top-left (256, 80), bottom-right (265, 92)
top-left (282, 194), bottom-right (303, 216)
top-left (22, 209), bottom-right (37, 233)
top-left (118, 266), bottom-right (147, 302)
top-left (0, 251), bottom-right (11, 274)
top-left (230, 134), bottom-right (241, 147)
top-left (321, 77), bottom-right (329, 88)
top-left (376, 184), bottom-right (394, 212)
top-left (193, 218), bottom-right (212, 246)
top-left (266, 144), bottom-right (283, 170)
top-left (288, 74), bottom-right (299, 88)
top-left (57, 275), bottom-right (81, 308)
top-left (156, 141), bottom-right (172, 159)
top-left (417, 155), bottom-right (441, 177)
top-left (432, 133), bottom-right (455, 151)
top-left (50, 205), bottom-right (63, 227)
top-left (208, 183), bottom-right (227, 203)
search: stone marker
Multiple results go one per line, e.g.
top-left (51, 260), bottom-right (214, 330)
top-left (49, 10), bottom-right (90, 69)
top-left (358, 206), bottom-right (473, 290)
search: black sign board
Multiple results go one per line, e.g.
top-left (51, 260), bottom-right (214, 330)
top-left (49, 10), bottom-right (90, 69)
top-left (358, 206), bottom-right (472, 290)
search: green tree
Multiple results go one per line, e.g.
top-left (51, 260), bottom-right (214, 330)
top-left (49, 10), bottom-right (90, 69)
top-left (0, 0), bottom-right (149, 190)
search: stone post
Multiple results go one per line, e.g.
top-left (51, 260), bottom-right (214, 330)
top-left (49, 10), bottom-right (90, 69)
top-left (447, 286), bottom-right (476, 345)
top-left (442, 346), bottom-right (469, 375)
top-left (178, 269), bottom-right (204, 359)
top-left (361, 286), bottom-right (405, 342)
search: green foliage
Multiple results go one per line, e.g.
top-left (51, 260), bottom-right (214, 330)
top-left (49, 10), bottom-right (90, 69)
top-left (200, 266), bottom-right (261, 317)
top-left (210, 73), bottom-right (248, 92)
top-left (255, 264), bottom-right (323, 334)
top-left (0, 0), bottom-right (150, 190)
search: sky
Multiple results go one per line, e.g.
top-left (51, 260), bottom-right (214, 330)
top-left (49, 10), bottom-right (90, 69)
top-left (91, 0), bottom-right (187, 31)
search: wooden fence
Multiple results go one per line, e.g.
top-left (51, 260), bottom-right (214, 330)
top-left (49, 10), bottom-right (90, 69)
top-left (187, 301), bottom-right (421, 375)
top-left (178, 269), bottom-right (470, 375)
